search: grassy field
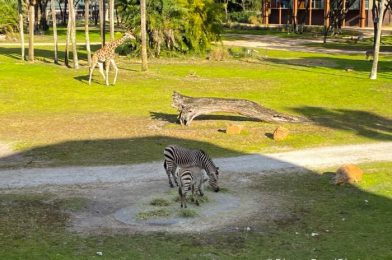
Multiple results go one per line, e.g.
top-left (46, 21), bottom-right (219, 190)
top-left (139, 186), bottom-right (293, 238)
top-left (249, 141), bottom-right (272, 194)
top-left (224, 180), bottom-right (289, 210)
top-left (0, 37), bottom-right (391, 168)
top-left (0, 161), bottom-right (391, 259)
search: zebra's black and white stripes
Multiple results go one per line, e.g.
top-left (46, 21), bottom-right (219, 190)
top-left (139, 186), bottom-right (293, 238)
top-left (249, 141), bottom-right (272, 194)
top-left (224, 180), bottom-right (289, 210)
top-left (177, 167), bottom-right (205, 208)
top-left (163, 145), bottom-right (220, 192)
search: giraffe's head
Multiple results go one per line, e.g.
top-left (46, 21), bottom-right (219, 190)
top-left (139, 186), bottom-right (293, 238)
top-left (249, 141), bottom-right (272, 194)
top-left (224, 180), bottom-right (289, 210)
top-left (123, 31), bottom-right (136, 40)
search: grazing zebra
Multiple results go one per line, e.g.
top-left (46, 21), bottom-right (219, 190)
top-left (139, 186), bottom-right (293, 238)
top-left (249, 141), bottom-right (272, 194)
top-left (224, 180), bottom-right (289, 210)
top-left (177, 167), bottom-right (206, 208)
top-left (163, 145), bottom-right (220, 192)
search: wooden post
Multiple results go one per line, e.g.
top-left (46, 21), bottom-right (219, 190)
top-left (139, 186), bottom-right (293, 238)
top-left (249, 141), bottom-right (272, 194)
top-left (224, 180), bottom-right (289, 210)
top-left (309, 0), bottom-right (312, 25)
top-left (360, 0), bottom-right (366, 27)
top-left (324, 0), bottom-right (330, 27)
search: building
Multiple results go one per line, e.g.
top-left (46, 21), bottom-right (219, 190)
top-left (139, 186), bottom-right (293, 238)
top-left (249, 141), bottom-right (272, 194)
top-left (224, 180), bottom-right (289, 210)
top-left (262, 0), bottom-right (392, 27)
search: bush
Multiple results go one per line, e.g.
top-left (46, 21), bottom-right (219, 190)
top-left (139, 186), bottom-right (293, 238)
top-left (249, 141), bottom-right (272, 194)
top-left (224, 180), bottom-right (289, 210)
top-left (208, 46), bottom-right (229, 61)
top-left (0, 0), bottom-right (18, 36)
top-left (228, 11), bottom-right (258, 24)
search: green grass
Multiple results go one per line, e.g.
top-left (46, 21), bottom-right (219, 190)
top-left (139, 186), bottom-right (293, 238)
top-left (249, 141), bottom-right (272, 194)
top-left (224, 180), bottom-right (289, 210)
top-left (0, 162), bottom-right (391, 258)
top-left (178, 208), bottom-right (198, 218)
top-left (0, 43), bottom-right (391, 168)
top-left (150, 198), bottom-right (171, 207)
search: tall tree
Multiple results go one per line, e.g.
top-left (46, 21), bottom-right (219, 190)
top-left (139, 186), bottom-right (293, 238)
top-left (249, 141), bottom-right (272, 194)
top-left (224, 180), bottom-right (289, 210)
top-left (370, 0), bottom-right (385, 79)
top-left (65, 6), bottom-right (71, 66)
top-left (51, 0), bottom-right (58, 63)
top-left (28, 0), bottom-right (35, 61)
top-left (18, 0), bottom-right (25, 61)
top-left (69, 0), bottom-right (79, 68)
top-left (85, 0), bottom-right (92, 65)
top-left (109, 0), bottom-right (114, 40)
top-left (140, 0), bottom-right (148, 71)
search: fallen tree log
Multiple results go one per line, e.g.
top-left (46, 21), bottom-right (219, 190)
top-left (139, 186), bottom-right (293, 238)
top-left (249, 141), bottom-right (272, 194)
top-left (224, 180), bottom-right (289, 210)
top-left (172, 91), bottom-right (309, 126)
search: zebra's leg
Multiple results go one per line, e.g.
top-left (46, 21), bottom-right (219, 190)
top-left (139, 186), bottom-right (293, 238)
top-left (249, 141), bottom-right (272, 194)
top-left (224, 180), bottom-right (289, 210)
top-left (179, 187), bottom-right (183, 208)
top-left (173, 168), bottom-right (179, 187)
top-left (164, 160), bottom-right (175, 188)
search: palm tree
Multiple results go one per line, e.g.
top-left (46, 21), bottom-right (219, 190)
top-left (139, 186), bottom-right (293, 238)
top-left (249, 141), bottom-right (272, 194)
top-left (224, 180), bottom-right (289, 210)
top-left (370, 0), bottom-right (385, 79)
top-left (18, 0), bottom-right (25, 61)
top-left (28, 0), bottom-right (35, 61)
top-left (50, 0), bottom-right (58, 63)
top-left (140, 0), bottom-right (148, 71)
top-left (85, 0), bottom-right (92, 65)
top-left (99, 0), bottom-right (105, 46)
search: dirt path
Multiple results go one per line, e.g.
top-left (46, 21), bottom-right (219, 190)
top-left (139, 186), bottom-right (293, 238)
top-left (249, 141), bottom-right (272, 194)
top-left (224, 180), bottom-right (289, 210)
top-left (222, 34), bottom-right (392, 55)
top-left (0, 142), bottom-right (390, 189)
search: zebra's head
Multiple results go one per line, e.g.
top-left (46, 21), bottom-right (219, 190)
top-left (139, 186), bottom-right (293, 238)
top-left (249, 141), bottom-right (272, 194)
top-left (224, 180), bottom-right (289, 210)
top-left (209, 166), bottom-right (220, 192)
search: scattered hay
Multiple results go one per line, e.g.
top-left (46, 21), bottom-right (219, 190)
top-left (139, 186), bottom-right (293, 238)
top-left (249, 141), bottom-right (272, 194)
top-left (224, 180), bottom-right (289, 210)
top-left (178, 208), bottom-right (198, 218)
top-left (137, 208), bottom-right (171, 220)
top-left (150, 198), bottom-right (171, 207)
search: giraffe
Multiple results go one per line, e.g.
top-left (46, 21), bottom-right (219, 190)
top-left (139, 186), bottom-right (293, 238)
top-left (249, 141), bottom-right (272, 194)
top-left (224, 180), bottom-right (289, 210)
top-left (88, 32), bottom-right (135, 86)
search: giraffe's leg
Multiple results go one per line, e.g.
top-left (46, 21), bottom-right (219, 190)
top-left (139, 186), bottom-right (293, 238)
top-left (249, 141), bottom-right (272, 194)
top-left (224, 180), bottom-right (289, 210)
top-left (105, 60), bottom-right (110, 86)
top-left (88, 61), bottom-right (97, 85)
top-left (98, 62), bottom-right (106, 84)
top-left (110, 59), bottom-right (119, 85)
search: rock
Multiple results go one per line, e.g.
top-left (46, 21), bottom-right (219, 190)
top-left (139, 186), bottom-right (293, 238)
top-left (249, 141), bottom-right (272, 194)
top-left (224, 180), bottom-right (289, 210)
top-left (273, 126), bottom-right (289, 141)
top-left (96, 252), bottom-right (103, 256)
top-left (345, 67), bottom-right (354, 72)
top-left (226, 124), bottom-right (244, 135)
top-left (334, 164), bottom-right (363, 185)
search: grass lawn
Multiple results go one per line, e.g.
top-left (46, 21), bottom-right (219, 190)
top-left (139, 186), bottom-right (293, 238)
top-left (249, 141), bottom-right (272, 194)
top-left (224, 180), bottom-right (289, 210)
top-left (0, 39), bottom-right (391, 168)
top-left (0, 161), bottom-right (391, 258)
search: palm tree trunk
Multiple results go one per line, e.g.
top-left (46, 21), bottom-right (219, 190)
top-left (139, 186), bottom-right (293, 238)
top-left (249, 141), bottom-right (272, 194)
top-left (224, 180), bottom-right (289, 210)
top-left (65, 10), bottom-right (71, 67)
top-left (28, 0), bottom-right (35, 62)
top-left (109, 0), bottom-right (114, 40)
top-left (99, 0), bottom-right (105, 47)
top-left (18, 0), bottom-right (25, 61)
top-left (370, 0), bottom-right (385, 80)
top-left (69, 0), bottom-right (79, 69)
top-left (51, 0), bottom-right (58, 63)
top-left (140, 0), bottom-right (148, 71)
top-left (85, 0), bottom-right (92, 66)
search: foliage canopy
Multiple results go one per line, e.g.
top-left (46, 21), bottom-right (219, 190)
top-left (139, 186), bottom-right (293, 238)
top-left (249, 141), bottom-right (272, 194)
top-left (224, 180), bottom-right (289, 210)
top-left (117, 0), bottom-right (224, 55)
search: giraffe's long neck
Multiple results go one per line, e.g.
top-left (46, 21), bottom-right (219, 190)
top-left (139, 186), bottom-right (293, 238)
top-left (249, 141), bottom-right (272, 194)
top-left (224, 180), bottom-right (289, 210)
top-left (108, 36), bottom-right (127, 49)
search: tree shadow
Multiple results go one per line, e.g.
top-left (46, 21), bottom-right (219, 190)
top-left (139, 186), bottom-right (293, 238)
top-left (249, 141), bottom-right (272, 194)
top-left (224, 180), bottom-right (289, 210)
top-left (263, 56), bottom-right (392, 78)
top-left (293, 106), bottom-right (392, 141)
top-left (150, 112), bottom-right (261, 125)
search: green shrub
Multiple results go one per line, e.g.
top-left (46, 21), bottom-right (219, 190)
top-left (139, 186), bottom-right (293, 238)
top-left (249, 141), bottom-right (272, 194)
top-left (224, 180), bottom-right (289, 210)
top-left (150, 198), bottom-right (171, 207)
top-left (137, 208), bottom-right (171, 220)
top-left (0, 0), bottom-right (18, 35)
top-left (178, 208), bottom-right (198, 218)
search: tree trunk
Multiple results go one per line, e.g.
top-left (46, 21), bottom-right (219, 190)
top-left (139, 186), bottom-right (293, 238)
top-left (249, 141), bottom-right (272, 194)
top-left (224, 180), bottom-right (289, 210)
top-left (109, 0), bottom-right (114, 40)
top-left (99, 0), bottom-right (105, 47)
top-left (85, 0), bottom-right (92, 66)
top-left (65, 9), bottom-right (71, 67)
top-left (28, 0), bottom-right (35, 62)
top-left (172, 92), bottom-right (309, 126)
top-left (51, 0), bottom-right (58, 63)
top-left (370, 0), bottom-right (385, 80)
top-left (63, 0), bottom-right (68, 25)
top-left (18, 0), bottom-right (25, 61)
top-left (69, 0), bottom-right (79, 69)
top-left (140, 0), bottom-right (148, 71)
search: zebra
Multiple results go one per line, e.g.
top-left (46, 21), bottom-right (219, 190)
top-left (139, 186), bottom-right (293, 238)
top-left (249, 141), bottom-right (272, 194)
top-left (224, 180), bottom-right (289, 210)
top-left (177, 167), bottom-right (206, 208)
top-left (163, 145), bottom-right (220, 192)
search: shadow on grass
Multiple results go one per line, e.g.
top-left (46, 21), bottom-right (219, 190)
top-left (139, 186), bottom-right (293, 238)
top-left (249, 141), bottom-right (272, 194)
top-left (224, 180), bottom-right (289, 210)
top-left (263, 56), bottom-right (392, 77)
top-left (293, 106), bottom-right (392, 141)
top-left (0, 136), bottom-right (246, 169)
top-left (150, 112), bottom-right (261, 124)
